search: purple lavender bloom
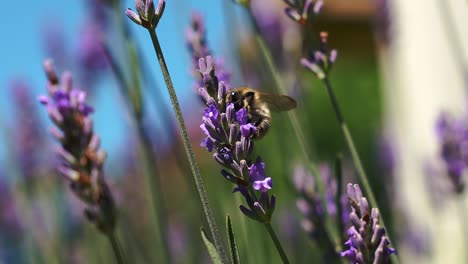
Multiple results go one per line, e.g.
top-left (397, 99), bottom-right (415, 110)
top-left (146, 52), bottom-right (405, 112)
top-left (126, 0), bottom-right (166, 29)
top-left (341, 184), bottom-right (397, 264)
top-left (236, 108), bottom-right (257, 137)
top-left (39, 59), bottom-right (116, 234)
top-left (436, 112), bottom-right (466, 193)
top-left (283, 0), bottom-right (323, 25)
top-left (301, 31), bottom-right (338, 79)
top-left (195, 54), bottom-right (276, 223)
top-left (250, 158), bottom-right (272, 192)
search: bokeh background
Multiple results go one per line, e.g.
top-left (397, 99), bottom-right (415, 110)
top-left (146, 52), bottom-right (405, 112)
top-left (1, 0), bottom-right (468, 263)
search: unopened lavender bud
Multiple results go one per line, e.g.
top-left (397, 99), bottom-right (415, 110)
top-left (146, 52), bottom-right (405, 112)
top-left (56, 147), bottom-right (76, 164)
top-left (218, 81), bottom-right (226, 101)
top-left (347, 183), bottom-right (355, 197)
top-left (253, 202), bottom-right (267, 216)
top-left (314, 0), bottom-right (324, 14)
top-left (239, 160), bottom-right (249, 178)
top-left (235, 141), bottom-right (243, 161)
top-left (359, 197), bottom-right (369, 215)
top-left (353, 184), bottom-right (363, 200)
top-left (83, 117), bottom-right (93, 135)
top-left (239, 205), bottom-right (257, 220)
top-left (198, 87), bottom-right (211, 104)
top-left (144, 0), bottom-right (155, 23)
top-left (296, 199), bottom-right (310, 215)
top-left (59, 166), bottom-right (80, 181)
top-left (329, 49), bottom-right (338, 64)
top-left (43, 59), bottom-right (58, 84)
top-left (126, 9), bottom-right (142, 25)
top-left (226, 103), bottom-right (235, 122)
top-left (61, 71), bottom-right (73, 92)
top-left (38, 95), bottom-right (49, 105)
top-left (155, 0), bottom-right (166, 18)
top-left (49, 127), bottom-right (64, 141)
top-left (47, 106), bottom-right (64, 125)
top-left (229, 124), bottom-right (238, 145)
top-left (301, 58), bottom-right (325, 79)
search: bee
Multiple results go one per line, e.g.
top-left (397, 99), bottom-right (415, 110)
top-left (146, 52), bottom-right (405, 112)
top-left (223, 87), bottom-right (297, 139)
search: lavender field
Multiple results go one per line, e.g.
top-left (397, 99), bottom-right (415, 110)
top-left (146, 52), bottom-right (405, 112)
top-left (1, 0), bottom-right (467, 263)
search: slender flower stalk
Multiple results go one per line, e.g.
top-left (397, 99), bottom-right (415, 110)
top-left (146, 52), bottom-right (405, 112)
top-left (284, 1), bottom-right (393, 247)
top-left (341, 184), bottom-right (397, 264)
top-left (39, 59), bottom-right (124, 264)
top-left (125, 1), bottom-right (228, 262)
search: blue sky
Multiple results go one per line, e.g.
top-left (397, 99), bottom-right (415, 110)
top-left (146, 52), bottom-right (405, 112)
top-left (0, 0), bottom-right (243, 169)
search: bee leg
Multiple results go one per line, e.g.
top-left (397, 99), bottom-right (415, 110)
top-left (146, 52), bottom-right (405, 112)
top-left (253, 117), bottom-right (271, 139)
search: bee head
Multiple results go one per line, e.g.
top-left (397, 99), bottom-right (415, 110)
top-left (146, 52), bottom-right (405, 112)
top-left (226, 89), bottom-right (254, 111)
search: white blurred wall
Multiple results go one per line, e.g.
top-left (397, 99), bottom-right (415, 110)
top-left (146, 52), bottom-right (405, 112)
top-left (385, 0), bottom-right (468, 263)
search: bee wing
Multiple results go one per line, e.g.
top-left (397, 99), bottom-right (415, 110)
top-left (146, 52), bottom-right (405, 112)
top-left (259, 93), bottom-right (297, 112)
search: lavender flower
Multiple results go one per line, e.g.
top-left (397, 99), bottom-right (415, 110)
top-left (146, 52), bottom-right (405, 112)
top-left (283, 0), bottom-right (323, 25)
top-left (126, 0), bottom-right (165, 30)
top-left (301, 31), bottom-right (337, 79)
top-left (436, 112), bottom-right (466, 193)
top-left (197, 56), bottom-right (276, 223)
top-left (341, 184), bottom-right (397, 264)
top-left (39, 59), bottom-right (116, 234)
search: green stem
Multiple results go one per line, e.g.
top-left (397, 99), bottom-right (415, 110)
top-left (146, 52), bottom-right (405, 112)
top-left (147, 29), bottom-right (228, 264)
top-left (335, 154), bottom-right (344, 238)
top-left (265, 223), bottom-right (290, 264)
top-left (108, 232), bottom-right (125, 264)
top-left (322, 77), bottom-right (376, 211)
top-left (322, 77), bottom-right (399, 264)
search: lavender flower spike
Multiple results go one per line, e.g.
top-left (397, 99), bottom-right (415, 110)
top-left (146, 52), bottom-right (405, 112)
top-left (341, 183), bottom-right (397, 264)
top-left (283, 0), bottom-right (323, 25)
top-left (301, 32), bottom-right (338, 79)
top-left (196, 55), bottom-right (276, 223)
top-left (39, 59), bottom-right (116, 234)
top-left (126, 0), bottom-right (165, 29)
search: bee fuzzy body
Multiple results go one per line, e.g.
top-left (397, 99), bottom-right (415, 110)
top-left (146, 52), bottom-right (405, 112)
top-left (224, 87), bottom-right (296, 139)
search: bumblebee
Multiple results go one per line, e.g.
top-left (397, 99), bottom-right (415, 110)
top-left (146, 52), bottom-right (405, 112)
top-left (223, 87), bottom-right (297, 139)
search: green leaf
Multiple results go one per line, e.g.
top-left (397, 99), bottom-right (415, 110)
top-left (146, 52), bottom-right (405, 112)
top-left (226, 215), bottom-right (240, 264)
top-left (201, 227), bottom-right (223, 264)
